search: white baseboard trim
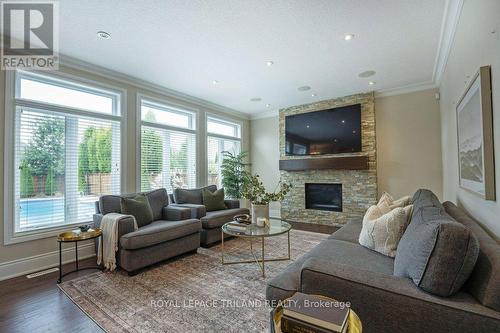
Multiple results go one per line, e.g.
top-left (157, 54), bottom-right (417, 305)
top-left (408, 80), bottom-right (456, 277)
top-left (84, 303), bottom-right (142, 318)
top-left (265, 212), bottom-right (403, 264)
top-left (0, 243), bottom-right (96, 282)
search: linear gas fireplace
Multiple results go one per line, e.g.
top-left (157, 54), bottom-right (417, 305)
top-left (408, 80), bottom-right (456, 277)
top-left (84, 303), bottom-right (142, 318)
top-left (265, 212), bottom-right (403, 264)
top-left (305, 183), bottom-right (342, 212)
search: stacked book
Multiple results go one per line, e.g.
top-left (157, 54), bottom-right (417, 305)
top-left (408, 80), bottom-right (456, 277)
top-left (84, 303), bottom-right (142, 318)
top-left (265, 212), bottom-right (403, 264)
top-left (225, 221), bottom-right (249, 232)
top-left (281, 293), bottom-right (350, 333)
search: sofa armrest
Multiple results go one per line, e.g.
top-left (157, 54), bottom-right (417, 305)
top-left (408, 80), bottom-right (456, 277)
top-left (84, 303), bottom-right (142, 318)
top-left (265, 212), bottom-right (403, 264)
top-left (224, 199), bottom-right (240, 209)
top-left (300, 258), bottom-right (500, 333)
top-left (163, 205), bottom-right (192, 221)
top-left (169, 203), bottom-right (206, 219)
top-left (116, 216), bottom-right (136, 239)
top-left (93, 214), bottom-right (103, 228)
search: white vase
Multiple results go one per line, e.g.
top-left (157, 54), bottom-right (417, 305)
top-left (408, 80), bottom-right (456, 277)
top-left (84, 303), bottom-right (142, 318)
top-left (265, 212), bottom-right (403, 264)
top-left (239, 198), bottom-right (250, 209)
top-left (251, 204), bottom-right (269, 225)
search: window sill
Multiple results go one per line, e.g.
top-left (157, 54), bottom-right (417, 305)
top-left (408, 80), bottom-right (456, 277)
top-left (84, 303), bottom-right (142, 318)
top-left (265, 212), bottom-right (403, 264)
top-left (5, 221), bottom-right (92, 245)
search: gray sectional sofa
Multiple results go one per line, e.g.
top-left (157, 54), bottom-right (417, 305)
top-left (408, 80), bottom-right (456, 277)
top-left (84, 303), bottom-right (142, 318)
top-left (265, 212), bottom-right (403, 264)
top-left (169, 185), bottom-right (250, 246)
top-left (93, 188), bottom-right (201, 275)
top-left (267, 189), bottom-right (500, 333)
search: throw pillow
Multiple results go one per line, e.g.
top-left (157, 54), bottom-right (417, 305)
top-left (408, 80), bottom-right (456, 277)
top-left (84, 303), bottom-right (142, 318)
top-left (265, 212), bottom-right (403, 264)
top-left (377, 192), bottom-right (411, 214)
top-left (120, 195), bottom-right (154, 228)
top-left (359, 205), bottom-right (413, 257)
top-left (202, 188), bottom-right (227, 211)
top-left (394, 206), bottom-right (480, 297)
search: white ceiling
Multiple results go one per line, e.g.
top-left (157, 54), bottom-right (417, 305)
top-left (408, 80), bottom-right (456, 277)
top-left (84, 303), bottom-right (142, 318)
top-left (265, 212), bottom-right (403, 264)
top-left (57, 0), bottom-right (446, 116)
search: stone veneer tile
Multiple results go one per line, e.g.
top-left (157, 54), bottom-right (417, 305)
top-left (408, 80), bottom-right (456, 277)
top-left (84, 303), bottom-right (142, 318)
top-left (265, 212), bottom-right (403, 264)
top-left (279, 92), bottom-right (377, 227)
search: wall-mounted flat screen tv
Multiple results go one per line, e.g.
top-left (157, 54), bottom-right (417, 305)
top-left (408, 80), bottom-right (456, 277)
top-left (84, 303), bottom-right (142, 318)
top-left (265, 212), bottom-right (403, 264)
top-left (285, 104), bottom-right (362, 156)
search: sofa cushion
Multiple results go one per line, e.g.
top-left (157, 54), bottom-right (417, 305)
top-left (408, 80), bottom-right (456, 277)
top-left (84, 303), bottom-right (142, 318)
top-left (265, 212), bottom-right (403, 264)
top-left (377, 192), bottom-right (411, 214)
top-left (145, 188), bottom-right (169, 221)
top-left (202, 188), bottom-right (226, 211)
top-left (266, 239), bottom-right (394, 302)
top-left (359, 205), bottom-right (413, 257)
top-left (394, 206), bottom-right (480, 297)
top-left (328, 219), bottom-right (362, 243)
top-left (98, 189), bottom-right (168, 218)
top-left (201, 208), bottom-right (250, 229)
top-left (173, 185), bottom-right (217, 204)
top-left (120, 195), bottom-right (154, 228)
top-left (411, 189), bottom-right (443, 211)
top-left (120, 219), bottom-right (201, 250)
top-left (444, 201), bottom-right (500, 312)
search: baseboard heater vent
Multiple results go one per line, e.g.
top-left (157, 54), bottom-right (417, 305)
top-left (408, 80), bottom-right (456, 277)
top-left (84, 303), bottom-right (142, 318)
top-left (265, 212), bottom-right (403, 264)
top-left (26, 267), bottom-right (59, 279)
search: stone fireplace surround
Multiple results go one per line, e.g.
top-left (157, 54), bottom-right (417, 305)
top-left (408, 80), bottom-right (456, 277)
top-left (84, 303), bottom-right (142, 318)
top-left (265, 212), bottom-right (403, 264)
top-left (279, 92), bottom-right (377, 226)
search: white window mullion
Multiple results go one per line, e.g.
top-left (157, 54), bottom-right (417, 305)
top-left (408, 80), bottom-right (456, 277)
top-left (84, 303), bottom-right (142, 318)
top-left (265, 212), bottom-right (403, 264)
top-left (65, 117), bottom-right (78, 222)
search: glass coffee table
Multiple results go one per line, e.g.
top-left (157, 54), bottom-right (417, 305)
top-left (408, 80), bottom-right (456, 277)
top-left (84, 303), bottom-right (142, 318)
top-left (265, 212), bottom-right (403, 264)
top-left (221, 219), bottom-right (292, 278)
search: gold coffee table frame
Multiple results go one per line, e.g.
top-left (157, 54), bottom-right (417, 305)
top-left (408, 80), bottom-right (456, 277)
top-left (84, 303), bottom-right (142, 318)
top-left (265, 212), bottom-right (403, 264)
top-left (273, 294), bottom-right (363, 333)
top-left (221, 219), bottom-right (292, 278)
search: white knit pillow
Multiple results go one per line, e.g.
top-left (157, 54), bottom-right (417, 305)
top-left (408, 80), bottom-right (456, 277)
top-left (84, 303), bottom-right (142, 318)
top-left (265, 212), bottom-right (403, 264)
top-left (359, 205), bottom-right (413, 257)
top-left (377, 192), bottom-right (411, 214)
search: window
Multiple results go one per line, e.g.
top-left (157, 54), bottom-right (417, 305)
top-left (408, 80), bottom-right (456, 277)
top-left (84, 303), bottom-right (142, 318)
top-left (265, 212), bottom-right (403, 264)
top-left (8, 71), bottom-right (122, 236)
top-left (140, 98), bottom-right (196, 192)
top-left (207, 116), bottom-right (241, 188)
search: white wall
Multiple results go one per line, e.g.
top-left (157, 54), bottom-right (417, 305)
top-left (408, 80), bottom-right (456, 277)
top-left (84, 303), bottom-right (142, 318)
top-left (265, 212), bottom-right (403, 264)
top-left (439, 0), bottom-right (500, 239)
top-left (0, 64), bottom-right (250, 280)
top-left (376, 89), bottom-right (443, 199)
top-left (250, 116), bottom-right (281, 217)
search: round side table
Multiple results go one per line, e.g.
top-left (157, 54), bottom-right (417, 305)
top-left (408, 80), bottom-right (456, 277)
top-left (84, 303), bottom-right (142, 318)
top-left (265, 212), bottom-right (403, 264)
top-left (57, 228), bottom-right (103, 283)
top-left (272, 294), bottom-right (362, 333)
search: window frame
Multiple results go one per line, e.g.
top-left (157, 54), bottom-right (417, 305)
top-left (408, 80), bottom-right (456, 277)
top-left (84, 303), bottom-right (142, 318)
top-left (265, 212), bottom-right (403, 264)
top-left (205, 114), bottom-right (243, 187)
top-left (3, 70), bottom-right (127, 244)
top-left (136, 94), bottom-right (199, 192)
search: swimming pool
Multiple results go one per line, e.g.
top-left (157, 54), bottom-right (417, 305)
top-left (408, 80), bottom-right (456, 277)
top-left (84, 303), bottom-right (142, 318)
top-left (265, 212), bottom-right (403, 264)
top-left (19, 197), bottom-right (96, 227)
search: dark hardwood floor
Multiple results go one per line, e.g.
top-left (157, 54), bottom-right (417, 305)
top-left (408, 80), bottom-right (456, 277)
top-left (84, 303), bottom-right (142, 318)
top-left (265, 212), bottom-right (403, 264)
top-left (0, 226), bottom-right (333, 333)
top-left (0, 257), bottom-right (103, 333)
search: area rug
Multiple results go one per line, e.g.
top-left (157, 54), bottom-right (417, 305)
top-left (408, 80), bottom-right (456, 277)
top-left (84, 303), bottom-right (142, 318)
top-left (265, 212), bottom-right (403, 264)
top-left (59, 230), bottom-right (328, 333)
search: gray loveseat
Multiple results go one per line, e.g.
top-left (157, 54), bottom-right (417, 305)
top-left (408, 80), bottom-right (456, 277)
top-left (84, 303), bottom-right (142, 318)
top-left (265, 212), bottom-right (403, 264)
top-left (93, 188), bottom-right (201, 275)
top-left (169, 185), bottom-right (250, 246)
top-left (267, 189), bottom-right (500, 333)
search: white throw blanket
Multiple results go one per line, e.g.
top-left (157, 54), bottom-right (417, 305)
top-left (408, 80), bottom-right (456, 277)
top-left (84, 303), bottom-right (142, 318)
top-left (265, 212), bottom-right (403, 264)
top-left (97, 213), bottom-right (138, 271)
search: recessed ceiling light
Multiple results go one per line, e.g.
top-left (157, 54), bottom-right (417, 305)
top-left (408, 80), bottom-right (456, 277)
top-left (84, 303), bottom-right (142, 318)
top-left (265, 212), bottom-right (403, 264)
top-left (298, 86), bottom-right (311, 91)
top-left (311, 93), bottom-right (317, 97)
top-left (97, 31), bottom-right (111, 39)
top-left (353, 130), bottom-right (356, 134)
top-left (358, 70), bottom-right (376, 78)
top-left (250, 97), bottom-right (262, 102)
top-left (266, 61), bottom-right (274, 66)
top-left (342, 120), bottom-right (345, 123)
top-left (368, 81), bottom-right (376, 86)
top-left (212, 80), bottom-right (219, 85)
top-left (266, 104), bottom-right (271, 107)
top-left (344, 33), bottom-right (355, 41)
top-left (306, 125), bottom-right (310, 128)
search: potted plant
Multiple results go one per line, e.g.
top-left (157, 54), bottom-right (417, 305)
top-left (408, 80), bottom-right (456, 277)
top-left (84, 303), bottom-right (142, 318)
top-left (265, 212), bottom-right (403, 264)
top-left (220, 151), bottom-right (251, 208)
top-left (241, 174), bottom-right (292, 225)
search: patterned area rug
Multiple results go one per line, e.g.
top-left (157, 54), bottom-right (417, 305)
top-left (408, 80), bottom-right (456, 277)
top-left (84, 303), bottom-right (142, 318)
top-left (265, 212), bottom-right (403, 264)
top-left (59, 230), bottom-right (328, 333)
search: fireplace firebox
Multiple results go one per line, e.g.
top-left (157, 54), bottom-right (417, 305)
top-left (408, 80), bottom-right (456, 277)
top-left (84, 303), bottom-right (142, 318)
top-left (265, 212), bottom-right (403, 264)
top-left (305, 183), bottom-right (342, 212)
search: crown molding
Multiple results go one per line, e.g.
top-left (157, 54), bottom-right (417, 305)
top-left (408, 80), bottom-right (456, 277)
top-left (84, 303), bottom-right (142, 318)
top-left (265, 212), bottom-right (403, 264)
top-left (59, 55), bottom-right (250, 120)
top-left (375, 81), bottom-right (437, 98)
top-left (432, 0), bottom-right (464, 85)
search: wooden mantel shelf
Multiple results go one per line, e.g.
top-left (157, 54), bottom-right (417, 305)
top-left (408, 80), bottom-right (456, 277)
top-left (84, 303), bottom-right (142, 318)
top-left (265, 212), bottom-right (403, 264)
top-left (279, 155), bottom-right (369, 171)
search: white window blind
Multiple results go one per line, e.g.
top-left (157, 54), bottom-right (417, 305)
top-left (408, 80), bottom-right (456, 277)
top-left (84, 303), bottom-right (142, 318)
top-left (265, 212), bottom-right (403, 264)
top-left (140, 99), bottom-right (197, 193)
top-left (207, 116), bottom-right (241, 187)
top-left (12, 72), bottom-right (122, 234)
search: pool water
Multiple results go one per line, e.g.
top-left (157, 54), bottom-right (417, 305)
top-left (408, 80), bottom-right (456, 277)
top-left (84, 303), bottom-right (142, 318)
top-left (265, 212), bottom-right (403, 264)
top-left (19, 198), bottom-right (96, 227)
